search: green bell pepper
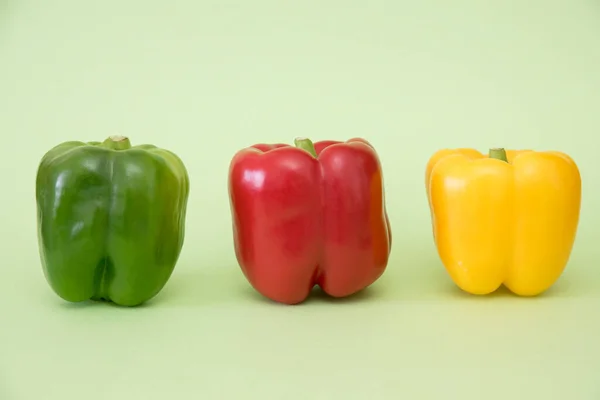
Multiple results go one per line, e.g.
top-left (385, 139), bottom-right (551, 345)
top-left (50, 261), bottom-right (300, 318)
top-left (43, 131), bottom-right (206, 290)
top-left (35, 135), bottom-right (190, 307)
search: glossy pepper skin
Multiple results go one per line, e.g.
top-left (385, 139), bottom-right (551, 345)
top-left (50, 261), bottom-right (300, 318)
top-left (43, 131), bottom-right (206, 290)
top-left (36, 135), bottom-right (190, 307)
top-left (426, 147), bottom-right (581, 296)
top-left (228, 137), bottom-right (392, 305)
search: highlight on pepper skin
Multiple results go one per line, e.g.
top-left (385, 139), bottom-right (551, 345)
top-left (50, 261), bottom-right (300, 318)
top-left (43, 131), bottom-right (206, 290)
top-left (228, 136), bottom-right (392, 305)
top-left (425, 147), bottom-right (581, 297)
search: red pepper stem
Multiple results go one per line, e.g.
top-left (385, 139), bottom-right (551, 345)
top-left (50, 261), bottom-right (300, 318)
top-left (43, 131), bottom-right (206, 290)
top-left (294, 137), bottom-right (317, 158)
top-left (489, 148), bottom-right (508, 162)
top-left (102, 135), bottom-right (132, 151)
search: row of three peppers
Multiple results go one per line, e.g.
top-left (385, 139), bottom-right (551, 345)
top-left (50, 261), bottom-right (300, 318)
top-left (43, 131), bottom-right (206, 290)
top-left (36, 136), bottom-right (581, 306)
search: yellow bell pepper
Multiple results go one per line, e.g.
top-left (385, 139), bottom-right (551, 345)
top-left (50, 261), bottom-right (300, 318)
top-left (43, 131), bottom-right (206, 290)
top-left (425, 147), bottom-right (581, 296)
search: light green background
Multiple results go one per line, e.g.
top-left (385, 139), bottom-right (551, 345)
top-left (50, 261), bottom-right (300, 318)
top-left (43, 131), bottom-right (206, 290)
top-left (1, 0), bottom-right (599, 399)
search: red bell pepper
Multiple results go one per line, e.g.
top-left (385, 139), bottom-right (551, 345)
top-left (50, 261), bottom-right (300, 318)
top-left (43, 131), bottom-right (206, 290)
top-left (228, 137), bottom-right (392, 304)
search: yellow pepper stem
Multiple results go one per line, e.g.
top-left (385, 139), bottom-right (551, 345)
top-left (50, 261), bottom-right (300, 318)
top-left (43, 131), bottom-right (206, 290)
top-left (489, 148), bottom-right (508, 162)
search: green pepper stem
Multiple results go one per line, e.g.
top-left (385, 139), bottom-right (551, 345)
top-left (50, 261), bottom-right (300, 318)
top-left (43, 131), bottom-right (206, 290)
top-left (489, 148), bottom-right (508, 162)
top-left (102, 135), bottom-right (132, 150)
top-left (294, 137), bottom-right (317, 158)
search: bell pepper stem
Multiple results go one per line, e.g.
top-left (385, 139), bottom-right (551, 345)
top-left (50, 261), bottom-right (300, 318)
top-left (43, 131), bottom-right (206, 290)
top-left (102, 135), bottom-right (132, 150)
top-left (294, 137), bottom-right (317, 158)
top-left (489, 148), bottom-right (508, 162)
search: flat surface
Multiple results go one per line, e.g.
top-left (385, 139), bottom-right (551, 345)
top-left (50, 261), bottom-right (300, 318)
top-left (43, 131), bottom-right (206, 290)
top-left (1, 1), bottom-right (600, 398)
